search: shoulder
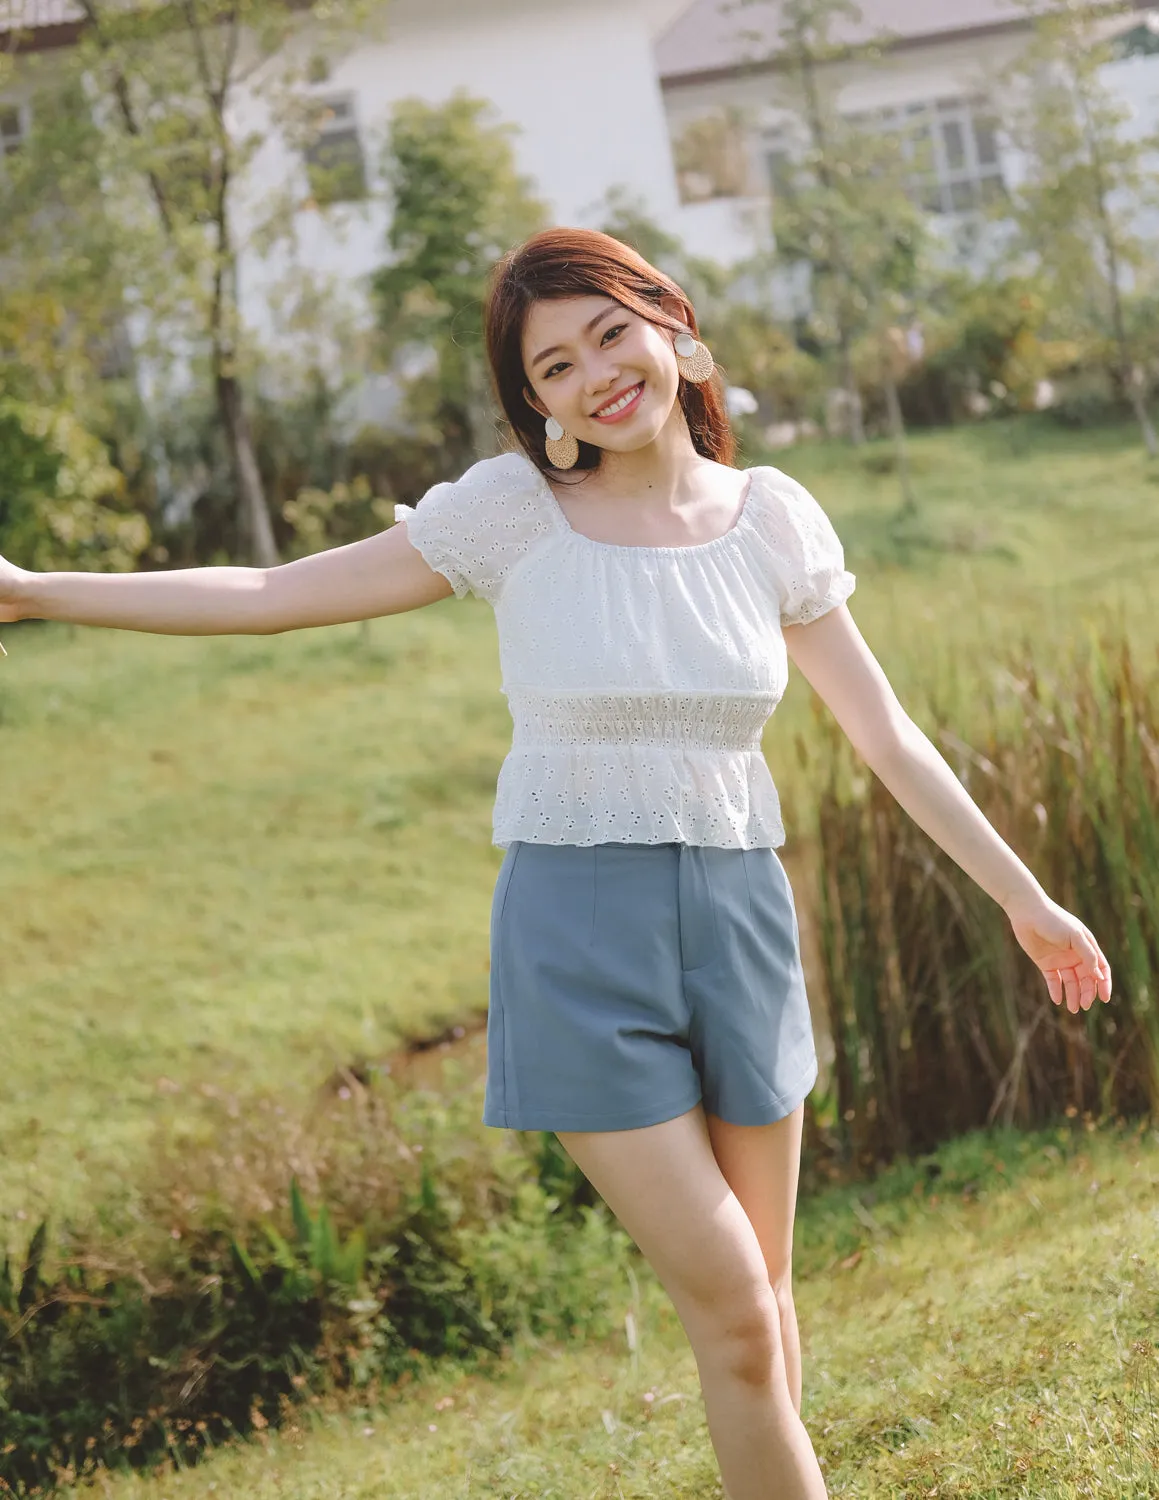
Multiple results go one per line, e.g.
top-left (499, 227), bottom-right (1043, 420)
top-left (404, 449), bottom-right (554, 604)
top-left (741, 465), bottom-right (856, 624)
top-left (444, 450), bottom-right (543, 504)
top-left (744, 464), bottom-right (843, 546)
top-left (746, 463), bottom-right (823, 509)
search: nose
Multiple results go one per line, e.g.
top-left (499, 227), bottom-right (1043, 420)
top-left (582, 353), bottom-right (621, 399)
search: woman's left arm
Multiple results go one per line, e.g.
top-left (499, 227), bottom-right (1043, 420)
top-left (784, 604), bottom-right (1113, 1015)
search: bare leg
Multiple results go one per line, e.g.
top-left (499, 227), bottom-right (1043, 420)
top-left (705, 1105), bottom-right (807, 1415)
top-left (557, 1105), bottom-right (827, 1500)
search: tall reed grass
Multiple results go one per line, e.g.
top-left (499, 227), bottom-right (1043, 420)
top-left (809, 634), bottom-right (1159, 1164)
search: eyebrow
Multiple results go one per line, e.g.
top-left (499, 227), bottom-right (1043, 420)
top-left (530, 303), bottom-right (621, 368)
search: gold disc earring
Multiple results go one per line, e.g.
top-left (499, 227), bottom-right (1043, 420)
top-left (544, 416), bottom-right (579, 470)
top-left (674, 331), bottom-right (715, 384)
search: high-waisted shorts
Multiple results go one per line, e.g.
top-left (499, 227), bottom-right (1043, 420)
top-left (483, 841), bottom-right (818, 1134)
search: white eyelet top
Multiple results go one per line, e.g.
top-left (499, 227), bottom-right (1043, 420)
top-left (401, 451), bottom-right (855, 849)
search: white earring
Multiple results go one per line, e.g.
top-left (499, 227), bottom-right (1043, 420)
top-left (674, 331), bottom-right (715, 384)
top-left (544, 415), bottom-right (579, 470)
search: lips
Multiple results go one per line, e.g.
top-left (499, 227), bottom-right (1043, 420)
top-left (592, 382), bottom-right (645, 422)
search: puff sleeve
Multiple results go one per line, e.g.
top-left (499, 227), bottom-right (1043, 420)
top-left (401, 452), bottom-right (552, 605)
top-left (748, 466), bottom-right (856, 626)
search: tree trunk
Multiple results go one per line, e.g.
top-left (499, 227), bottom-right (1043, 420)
top-left (464, 351), bottom-right (499, 460)
top-left (217, 371), bottom-right (279, 567)
top-left (840, 333), bottom-right (866, 446)
top-left (883, 362), bottom-right (916, 515)
top-left (1127, 382), bottom-right (1159, 460)
top-left (1077, 77), bottom-right (1159, 460)
top-left (798, 40), bottom-right (864, 447)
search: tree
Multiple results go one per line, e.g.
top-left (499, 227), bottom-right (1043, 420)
top-left (1000, 0), bottom-right (1159, 455)
top-left (371, 93), bottom-right (546, 466)
top-left (747, 0), bottom-right (880, 444)
top-left (739, 0), bottom-right (928, 493)
top-left (1, 0), bottom-right (380, 567)
top-left (595, 187), bottom-right (827, 430)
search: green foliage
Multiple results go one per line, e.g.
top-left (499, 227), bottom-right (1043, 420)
top-left (999, 3), bottom-right (1158, 336)
top-left (753, 0), bottom-right (929, 399)
top-left (0, 399), bottom-right (149, 571)
top-left (897, 273), bottom-right (1053, 422)
top-left (812, 634), bottom-right (1159, 1166)
top-left (371, 93), bottom-right (547, 464)
top-left (280, 478), bottom-right (396, 560)
top-left (0, 1075), bottom-right (633, 1494)
top-left (998, 0), bottom-right (1159, 447)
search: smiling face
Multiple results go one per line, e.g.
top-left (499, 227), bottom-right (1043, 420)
top-left (521, 295), bottom-right (686, 460)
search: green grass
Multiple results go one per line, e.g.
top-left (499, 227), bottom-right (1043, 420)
top-left (3, 417), bottom-right (1158, 1224)
top-left (83, 1117), bottom-right (1159, 1499)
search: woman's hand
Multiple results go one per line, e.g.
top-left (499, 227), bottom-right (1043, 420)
top-left (0, 552), bottom-right (30, 623)
top-left (1005, 892), bottom-right (1113, 1013)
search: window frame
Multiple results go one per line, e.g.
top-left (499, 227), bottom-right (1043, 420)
top-left (842, 93), bottom-right (1006, 217)
top-left (302, 92), bottom-right (368, 207)
top-left (0, 100), bottom-right (30, 159)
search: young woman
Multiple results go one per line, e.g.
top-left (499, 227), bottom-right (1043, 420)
top-left (0, 228), bottom-right (1112, 1500)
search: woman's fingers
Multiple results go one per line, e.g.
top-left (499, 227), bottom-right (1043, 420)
top-left (1045, 968), bottom-right (1064, 1008)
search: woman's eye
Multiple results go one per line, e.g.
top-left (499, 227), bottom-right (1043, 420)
top-left (544, 362), bottom-right (568, 379)
top-left (602, 324), bottom-right (627, 345)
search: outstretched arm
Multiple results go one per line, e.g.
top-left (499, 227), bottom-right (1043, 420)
top-left (783, 604), bottom-right (1113, 1014)
top-left (0, 516), bottom-right (453, 635)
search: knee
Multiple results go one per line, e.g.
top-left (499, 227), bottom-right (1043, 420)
top-left (706, 1290), bottom-right (783, 1388)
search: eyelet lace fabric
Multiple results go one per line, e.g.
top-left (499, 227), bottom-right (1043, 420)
top-left (403, 451), bottom-right (856, 849)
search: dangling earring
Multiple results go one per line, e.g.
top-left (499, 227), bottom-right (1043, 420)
top-left (544, 415), bottom-right (579, 470)
top-left (674, 331), bottom-right (715, 384)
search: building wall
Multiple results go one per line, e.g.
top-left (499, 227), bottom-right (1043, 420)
top-left (228, 0), bottom-right (685, 368)
top-left (661, 29), bottom-right (1032, 273)
top-left (662, 25), bottom-right (1159, 281)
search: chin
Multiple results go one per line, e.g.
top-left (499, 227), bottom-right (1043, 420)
top-left (591, 416), bottom-right (670, 453)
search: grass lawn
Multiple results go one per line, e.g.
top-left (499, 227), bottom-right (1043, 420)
top-left (84, 1117), bottom-right (1159, 1499)
top-left (3, 417), bottom-right (1157, 1224)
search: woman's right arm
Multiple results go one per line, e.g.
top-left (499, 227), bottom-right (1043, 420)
top-left (0, 517), bottom-right (455, 635)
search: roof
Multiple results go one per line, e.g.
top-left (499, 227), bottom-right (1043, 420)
top-left (657, 0), bottom-right (1159, 85)
top-left (0, 0), bottom-right (85, 44)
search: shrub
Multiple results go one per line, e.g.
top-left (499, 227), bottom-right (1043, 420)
top-left (0, 1069), bottom-right (633, 1494)
top-left (0, 400), bottom-right (148, 573)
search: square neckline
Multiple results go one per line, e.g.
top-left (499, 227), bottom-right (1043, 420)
top-left (528, 461), bottom-right (759, 556)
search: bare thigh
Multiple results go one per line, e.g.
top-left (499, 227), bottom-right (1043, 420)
top-left (705, 1104), bottom-right (805, 1290)
top-left (556, 1103), bottom-right (787, 1350)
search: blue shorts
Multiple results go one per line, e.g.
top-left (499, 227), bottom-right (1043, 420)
top-left (483, 841), bottom-right (818, 1134)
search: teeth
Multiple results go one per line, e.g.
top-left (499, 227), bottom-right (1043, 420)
top-left (596, 384), bottom-right (642, 417)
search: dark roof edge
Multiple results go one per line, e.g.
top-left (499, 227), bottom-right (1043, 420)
top-left (2, 18), bottom-right (86, 53)
top-left (659, 2), bottom-right (1159, 92)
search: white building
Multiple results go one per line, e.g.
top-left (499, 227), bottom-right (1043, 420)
top-left (1, 0), bottom-right (690, 373)
top-left (2, 0), bottom-right (1158, 371)
top-left (659, 0), bottom-right (1159, 275)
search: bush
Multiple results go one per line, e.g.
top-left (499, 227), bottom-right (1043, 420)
top-left (0, 400), bottom-right (148, 572)
top-left (0, 1069), bottom-right (633, 1494)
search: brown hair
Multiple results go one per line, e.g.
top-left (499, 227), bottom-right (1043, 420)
top-left (483, 226), bottom-right (736, 475)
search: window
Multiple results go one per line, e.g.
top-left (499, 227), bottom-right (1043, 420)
top-left (0, 104), bottom-right (26, 158)
top-left (303, 95), bottom-right (367, 205)
top-left (673, 110), bottom-right (752, 203)
top-left (845, 95), bottom-right (1005, 215)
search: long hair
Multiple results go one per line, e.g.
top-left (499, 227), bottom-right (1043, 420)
top-left (484, 226), bottom-right (736, 475)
